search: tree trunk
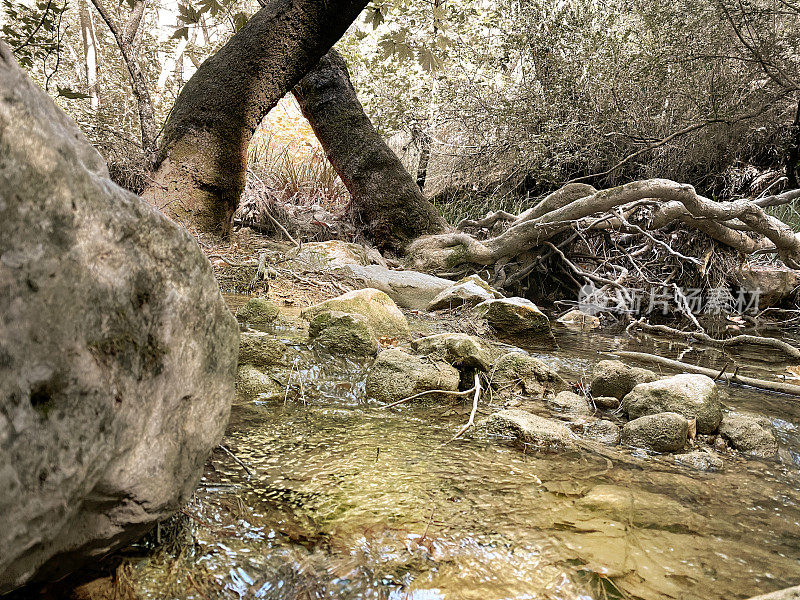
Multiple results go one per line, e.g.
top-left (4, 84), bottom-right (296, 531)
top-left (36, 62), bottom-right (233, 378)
top-left (89, 0), bottom-right (157, 157)
top-left (143, 0), bottom-right (369, 237)
top-left (294, 49), bottom-right (447, 252)
top-left (79, 0), bottom-right (100, 111)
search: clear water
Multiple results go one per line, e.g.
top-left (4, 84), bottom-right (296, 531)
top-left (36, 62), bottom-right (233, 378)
top-left (129, 304), bottom-right (800, 600)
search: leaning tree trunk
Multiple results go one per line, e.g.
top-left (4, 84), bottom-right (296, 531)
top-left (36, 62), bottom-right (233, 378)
top-left (143, 0), bottom-right (369, 236)
top-left (294, 49), bottom-right (447, 252)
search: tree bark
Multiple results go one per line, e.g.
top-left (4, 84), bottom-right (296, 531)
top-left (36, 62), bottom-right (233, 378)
top-left (294, 49), bottom-right (447, 251)
top-left (79, 0), bottom-right (100, 111)
top-left (89, 0), bottom-right (157, 157)
top-left (143, 0), bottom-right (370, 237)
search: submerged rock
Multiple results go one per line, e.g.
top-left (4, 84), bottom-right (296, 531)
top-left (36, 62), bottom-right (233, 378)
top-left (366, 348), bottom-right (460, 403)
top-left (427, 274), bottom-right (501, 311)
top-left (556, 309), bottom-right (601, 330)
top-left (490, 352), bottom-right (565, 398)
top-left (547, 390), bottom-right (593, 417)
top-left (576, 484), bottom-right (696, 532)
top-left (590, 360), bottom-right (658, 400)
top-left (674, 450), bottom-right (724, 471)
top-left (411, 332), bottom-right (496, 371)
top-left (337, 264), bottom-right (454, 310)
top-left (623, 374), bottom-right (722, 434)
top-left (719, 412), bottom-right (778, 458)
top-left (483, 409), bottom-right (576, 450)
top-left (620, 412), bottom-right (689, 453)
top-left (302, 288), bottom-right (410, 339)
top-left (0, 44), bottom-right (238, 593)
top-left (472, 297), bottom-right (551, 335)
top-left (239, 331), bottom-right (291, 368)
top-left (236, 364), bottom-right (284, 401)
top-left (581, 419), bottom-right (621, 446)
top-left (236, 297), bottom-right (279, 325)
top-left (308, 310), bottom-right (380, 357)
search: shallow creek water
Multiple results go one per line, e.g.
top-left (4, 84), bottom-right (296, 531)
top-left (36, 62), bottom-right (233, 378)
top-left (131, 299), bottom-right (800, 600)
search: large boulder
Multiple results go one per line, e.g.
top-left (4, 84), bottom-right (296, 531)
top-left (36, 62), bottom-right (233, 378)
top-left (0, 44), bottom-right (238, 593)
top-left (366, 348), bottom-right (460, 403)
top-left (307, 310), bottom-right (380, 357)
top-left (337, 264), bottom-right (454, 310)
top-left (427, 274), bottom-right (501, 311)
top-left (620, 412), bottom-right (689, 453)
top-left (301, 288), bottom-right (410, 339)
top-left (719, 412), bottom-right (778, 458)
top-left (472, 297), bottom-right (551, 335)
top-left (622, 374), bottom-right (722, 434)
top-left (490, 352), bottom-right (565, 398)
top-left (410, 333), bottom-right (496, 371)
top-left (482, 409), bottom-right (576, 450)
top-left (590, 360), bottom-right (658, 399)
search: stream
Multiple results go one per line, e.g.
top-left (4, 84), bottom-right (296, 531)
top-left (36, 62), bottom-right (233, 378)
top-left (125, 297), bottom-right (800, 600)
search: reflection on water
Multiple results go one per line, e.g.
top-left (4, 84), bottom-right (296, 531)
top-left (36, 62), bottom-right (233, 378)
top-left (133, 314), bottom-right (800, 600)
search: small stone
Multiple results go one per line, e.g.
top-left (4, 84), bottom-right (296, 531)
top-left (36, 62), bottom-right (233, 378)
top-left (236, 297), bottom-right (279, 325)
top-left (472, 297), bottom-right (551, 335)
top-left (547, 391), bottom-right (592, 416)
top-left (236, 365), bottom-right (284, 401)
top-left (674, 450), bottom-right (723, 471)
top-left (620, 412), bottom-right (689, 453)
top-left (593, 396), bottom-right (621, 410)
top-left (411, 333), bottom-right (497, 371)
top-left (556, 309), bottom-right (600, 330)
top-left (623, 374), bottom-right (722, 434)
top-left (483, 409), bottom-right (576, 450)
top-left (719, 412), bottom-right (778, 458)
top-left (427, 274), bottom-right (501, 311)
top-left (590, 360), bottom-right (658, 399)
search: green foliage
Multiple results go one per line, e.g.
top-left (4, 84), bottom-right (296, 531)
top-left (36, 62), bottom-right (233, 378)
top-left (2, 0), bottom-right (68, 70)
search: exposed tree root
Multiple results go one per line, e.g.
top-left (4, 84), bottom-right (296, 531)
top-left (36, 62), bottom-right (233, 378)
top-left (407, 179), bottom-right (800, 303)
top-left (628, 319), bottom-right (800, 359)
top-left (615, 350), bottom-right (800, 396)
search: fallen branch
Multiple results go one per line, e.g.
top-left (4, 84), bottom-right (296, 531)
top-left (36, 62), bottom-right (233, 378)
top-left (382, 384), bottom-right (477, 409)
top-left (615, 350), bottom-right (800, 396)
top-left (628, 319), bottom-right (800, 360)
top-left (442, 371), bottom-right (482, 445)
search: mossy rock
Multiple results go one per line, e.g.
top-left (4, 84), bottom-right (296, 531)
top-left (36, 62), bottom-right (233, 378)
top-left (410, 332), bottom-right (498, 371)
top-left (236, 364), bottom-right (284, 401)
top-left (472, 297), bottom-right (550, 335)
top-left (308, 310), bottom-right (380, 357)
top-left (235, 297), bottom-right (279, 325)
top-left (490, 352), bottom-right (565, 398)
top-left (366, 348), bottom-right (460, 404)
top-left (301, 288), bottom-right (410, 339)
top-left (239, 331), bottom-right (290, 368)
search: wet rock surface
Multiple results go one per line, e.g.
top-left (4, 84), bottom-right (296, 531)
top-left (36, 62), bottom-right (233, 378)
top-left (366, 348), bottom-right (460, 403)
top-left (0, 44), bottom-right (238, 593)
top-left (410, 332), bottom-right (497, 371)
top-left (719, 412), bottom-right (778, 458)
top-left (302, 288), bottom-right (410, 339)
top-left (621, 412), bottom-right (689, 452)
top-left (591, 359), bottom-right (658, 399)
top-left (547, 390), bottom-right (593, 417)
top-left (236, 297), bottom-right (279, 325)
top-left (483, 409), bottom-right (576, 450)
top-left (675, 450), bottom-right (724, 471)
top-left (472, 297), bottom-right (551, 335)
top-left (623, 374), bottom-right (722, 434)
top-left (308, 310), bottom-right (381, 357)
top-left (490, 352), bottom-right (565, 398)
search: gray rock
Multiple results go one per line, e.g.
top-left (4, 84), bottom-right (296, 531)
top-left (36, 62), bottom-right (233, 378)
top-left (366, 348), bottom-right (460, 404)
top-left (472, 297), bottom-right (551, 335)
top-left (483, 409), bottom-right (576, 450)
top-left (411, 332), bottom-right (496, 371)
top-left (337, 264), bottom-right (454, 310)
top-left (239, 331), bottom-right (291, 368)
top-left (490, 352), bottom-right (565, 398)
top-left (427, 274), bottom-right (501, 311)
top-left (623, 374), bottom-right (722, 434)
top-left (674, 450), bottom-right (724, 471)
top-left (307, 310), bottom-right (380, 356)
top-left (719, 412), bottom-right (778, 458)
top-left (301, 288), bottom-right (410, 339)
top-left (235, 297), bottom-right (279, 325)
top-left (590, 360), bottom-right (658, 399)
top-left (593, 395), bottom-right (621, 410)
top-left (290, 240), bottom-right (371, 269)
top-left (0, 44), bottom-right (238, 593)
top-left (621, 412), bottom-right (689, 452)
top-left (547, 391), bottom-right (593, 416)
top-left (582, 419), bottom-right (621, 445)
top-left (576, 484), bottom-right (696, 531)
top-left (556, 309), bottom-right (600, 330)
top-left (236, 364), bottom-right (284, 401)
